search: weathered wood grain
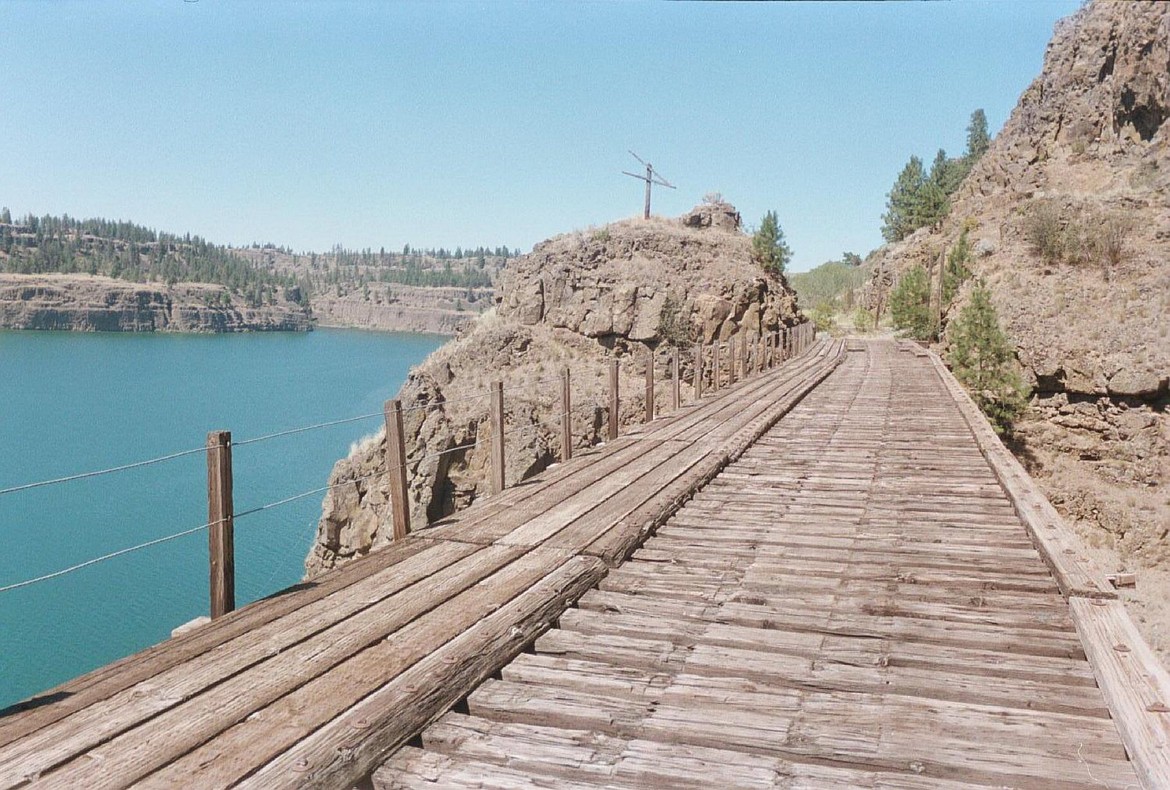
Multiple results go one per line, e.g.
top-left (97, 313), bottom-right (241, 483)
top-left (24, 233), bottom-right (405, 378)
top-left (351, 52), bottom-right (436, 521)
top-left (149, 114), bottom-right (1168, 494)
top-left (1071, 597), bottom-right (1170, 789)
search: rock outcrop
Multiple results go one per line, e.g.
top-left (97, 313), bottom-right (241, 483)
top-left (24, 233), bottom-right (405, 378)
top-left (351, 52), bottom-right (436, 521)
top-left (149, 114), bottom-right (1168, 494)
top-left (0, 273), bottom-right (311, 332)
top-left (311, 285), bottom-right (492, 335)
top-left (870, 1), bottom-right (1170, 656)
top-left (305, 205), bottom-right (801, 576)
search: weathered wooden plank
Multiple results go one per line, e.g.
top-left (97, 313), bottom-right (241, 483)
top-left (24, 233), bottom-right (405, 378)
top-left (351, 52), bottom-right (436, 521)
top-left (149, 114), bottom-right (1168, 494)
top-left (575, 589), bottom-right (1087, 659)
top-left (555, 610), bottom-right (1099, 686)
top-left (373, 746), bottom-right (616, 790)
top-left (466, 678), bottom-right (1134, 788)
top-left (0, 540), bottom-right (490, 786)
top-left (1071, 597), bottom-right (1170, 789)
top-left (29, 544), bottom-right (535, 788)
top-left (926, 351), bottom-right (1116, 600)
top-left (236, 555), bottom-right (608, 789)
top-left (0, 535), bottom-right (442, 750)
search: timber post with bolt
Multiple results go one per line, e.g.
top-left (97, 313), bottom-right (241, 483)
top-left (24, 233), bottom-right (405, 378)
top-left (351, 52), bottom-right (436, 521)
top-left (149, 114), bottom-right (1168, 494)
top-left (206, 430), bottom-right (235, 620)
top-left (384, 399), bottom-right (411, 541)
top-left (490, 380), bottom-right (505, 494)
top-left (608, 360), bottom-right (620, 441)
top-left (560, 368), bottom-right (572, 463)
top-left (693, 343), bottom-right (704, 400)
top-left (671, 346), bottom-right (680, 411)
top-left (645, 352), bottom-right (655, 423)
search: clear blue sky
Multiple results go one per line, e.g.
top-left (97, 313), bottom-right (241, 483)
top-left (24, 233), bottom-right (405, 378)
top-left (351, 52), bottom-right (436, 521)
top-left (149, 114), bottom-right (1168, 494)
top-left (1, 0), bottom-right (1081, 272)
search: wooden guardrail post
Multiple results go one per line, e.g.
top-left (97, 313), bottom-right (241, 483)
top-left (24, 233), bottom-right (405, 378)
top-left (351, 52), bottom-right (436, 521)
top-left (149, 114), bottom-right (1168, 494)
top-left (490, 380), bottom-right (505, 494)
top-left (560, 368), bottom-right (572, 463)
top-left (712, 342), bottom-right (721, 392)
top-left (670, 346), bottom-right (680, 411)
top-left (206, 430), bottom-right (235, 620)
top-left (384, 399), bottom-right (410, 541)
top-left (644, 352), bottom-right (655, 423)
top-left (757, 337), bottom-right (764, 373)
top-left (608, 360), bottom-right (620, 441)
top-left (693, 343), bottom-right (704, 400)
top-left (728, 340), bottom-right (736, 386)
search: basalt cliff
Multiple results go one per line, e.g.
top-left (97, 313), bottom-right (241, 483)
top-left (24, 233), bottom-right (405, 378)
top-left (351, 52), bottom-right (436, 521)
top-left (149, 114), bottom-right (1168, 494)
top-left (0, 273), bottom-right (311, 332)
top-left (872, 1), bottom-right (1170, 655)
top-left (305, 202), bottom-right (802, 576)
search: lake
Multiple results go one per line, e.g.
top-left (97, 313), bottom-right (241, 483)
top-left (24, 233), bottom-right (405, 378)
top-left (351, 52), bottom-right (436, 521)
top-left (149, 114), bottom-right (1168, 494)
top-left (0, 328), bottom-right (445, 710)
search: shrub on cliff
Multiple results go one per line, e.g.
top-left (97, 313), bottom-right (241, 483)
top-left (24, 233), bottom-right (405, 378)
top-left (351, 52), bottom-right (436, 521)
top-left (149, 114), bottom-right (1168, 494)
top-left (657, 294), bottom-right (694, 347)
top-left (947, 283), bottom-right (1028, 435)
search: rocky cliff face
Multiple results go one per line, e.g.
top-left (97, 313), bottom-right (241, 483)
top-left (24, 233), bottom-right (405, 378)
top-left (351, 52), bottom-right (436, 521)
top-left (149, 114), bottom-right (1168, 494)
top-left (871, 1), bottom-right (1170, 655)
top-left (0, 273), bottom-right (311, 332)
top-left (311, 285), bottom-right (492, 335)
top-left (305, 203), bottom-right (801, 576)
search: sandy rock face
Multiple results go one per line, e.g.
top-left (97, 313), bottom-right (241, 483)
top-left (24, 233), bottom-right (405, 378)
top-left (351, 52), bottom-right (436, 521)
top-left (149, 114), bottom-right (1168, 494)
top-left (869, 0), bottom-right (1170, 657)
top-left (305, 205), bottom-right (802, 577)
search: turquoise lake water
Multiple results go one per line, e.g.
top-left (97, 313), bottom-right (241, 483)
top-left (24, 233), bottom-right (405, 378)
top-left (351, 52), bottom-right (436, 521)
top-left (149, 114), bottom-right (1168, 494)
top-left (0, 328), bottom-right (445, 710)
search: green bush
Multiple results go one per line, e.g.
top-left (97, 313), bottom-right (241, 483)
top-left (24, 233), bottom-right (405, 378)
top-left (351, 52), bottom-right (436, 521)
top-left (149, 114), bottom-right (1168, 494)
top-left (1024, 201), bottom-right (1130, 274)
top-left (852, 308), bottom-right (873, 333)
top-left (947, 283), bottom-right (1028, 435)
top-left (809, 303), bottom-right (835, 333)
top-left (1023, 200), bottom-right (1065, 264)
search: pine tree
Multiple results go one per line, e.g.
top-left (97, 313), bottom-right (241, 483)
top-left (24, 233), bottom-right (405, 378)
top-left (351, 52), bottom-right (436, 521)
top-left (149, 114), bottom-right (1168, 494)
top-left (889, 265), bottom-right (933, 340)
top-left (929, 148), bottom-right (966, 197)
top-left (751, 210), bottom-right (792, 275)
top-left (917, 155), bottom-right (950, 229)
top-left (946, 283), bottom-right (1028, 435)
top-left (881, 156), bottom-right (926, 242)
top-left (965, 109), bottom-right (990, 161)
top-left (943, 226), bottom-right (972, 305)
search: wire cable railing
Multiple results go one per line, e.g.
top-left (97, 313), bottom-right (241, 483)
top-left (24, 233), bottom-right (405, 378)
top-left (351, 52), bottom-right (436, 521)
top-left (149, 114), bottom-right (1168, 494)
top-left (0, 321), bottom-right (816, 615)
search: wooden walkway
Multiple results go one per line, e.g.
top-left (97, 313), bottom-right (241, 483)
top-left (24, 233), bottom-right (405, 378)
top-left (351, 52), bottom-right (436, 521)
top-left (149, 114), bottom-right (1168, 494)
top-left (2, 339), bottom-right (1167, 788)
top-left (373, 342), bottom-right (1151, 789)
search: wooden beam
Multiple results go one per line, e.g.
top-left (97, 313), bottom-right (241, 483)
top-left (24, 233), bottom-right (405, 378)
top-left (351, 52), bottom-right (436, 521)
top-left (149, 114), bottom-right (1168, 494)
top-left (560, 368), bottom-right (572, 463)
top-left (644, 352), bottom-right (655, 423)
top-left (670, 347), bottom-right (680, 411)
top-left (608, 360), bottom-right (619, 441)
top-left (490, 381), bottom-right (505, 494)
top-left (206, 430), bottom-right (235, 620)
top-left (693, 343), bottom-right (703, 401)
top-left (712, 342), bottom-right (721, 392)
top-left (1071, 598), bottom-right (1170, 789)
top-left (384, 399), bottom-right (411, 541)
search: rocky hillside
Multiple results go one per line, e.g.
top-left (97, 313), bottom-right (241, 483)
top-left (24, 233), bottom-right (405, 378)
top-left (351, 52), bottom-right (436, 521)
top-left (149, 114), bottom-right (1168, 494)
top-left (871, 2), bottom-right (1170, 655)
top-left (0, 273), bottom-right (311, 332)
top-left (236, 244), bottom-right (507, 335)
top-left (305, 201), bottom-right (801, 576)
top-left (310, 284), bottom-right (492, 335)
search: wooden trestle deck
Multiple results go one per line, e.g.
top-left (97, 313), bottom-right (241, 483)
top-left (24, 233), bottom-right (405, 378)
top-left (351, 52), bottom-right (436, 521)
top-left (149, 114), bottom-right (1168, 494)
top-left (2, 339), bottom-right (1167, 788)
